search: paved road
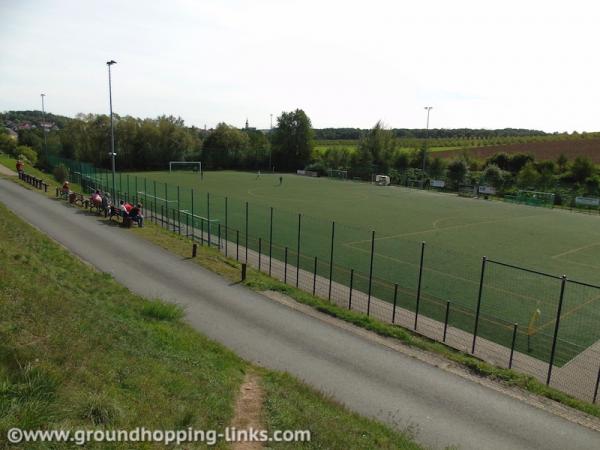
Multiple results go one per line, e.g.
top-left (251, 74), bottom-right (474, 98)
top-left (1, 177), bottom-right (599, 450)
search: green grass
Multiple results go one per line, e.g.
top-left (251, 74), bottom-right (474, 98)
top-left (0, 195), bottom-right (424, 449)
top-left (96, 168), bottom-right (600, 365)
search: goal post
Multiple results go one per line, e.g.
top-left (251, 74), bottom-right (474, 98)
top-left (169, 161), bottom-right (202, 174)
top-left (327, 169), bottom-right (348, 180)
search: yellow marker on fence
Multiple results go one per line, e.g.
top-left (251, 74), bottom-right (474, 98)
top-left (527, 306), bottom-right (541, 352)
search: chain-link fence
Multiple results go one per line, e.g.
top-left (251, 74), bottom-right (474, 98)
top-left (48, 156), bottom-right (600, 404)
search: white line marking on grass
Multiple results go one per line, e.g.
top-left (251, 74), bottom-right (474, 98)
top-left (551, 242), bottom-right (600, 260)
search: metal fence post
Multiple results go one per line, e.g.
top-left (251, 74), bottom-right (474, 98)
top-left (296, 214), bottom-right (302, 288)
top-left (236, 230), bottom-right (239, 261)
top-left (509, 323), bottom-right (518, 369)
top-left (443, 301), bottom-right (450, 342)
top-left (186, 212), bottom-right (189, 238)
top-left (153, 181), bottom-right (157, 224)
top-left (547, 275), bottom-right (567, 386)
top-left (190, 189), bottom-right (195, 241)
top-left (143, 178), bottom-right (147, 220)
top-left (207, 193), bottom-right (211, 246)
top-left (328, 221), bottom-right (335, 300)
top-left (348, 269), bottom-right (354, 310)
top-left (245, 202), bottom-right (249, 263)
top-left (312, 256), bottom-right (318, 295)
top-left (225, 197), bottom-right (228, 257)
top-left (593, 364), bottom-right (600, 404)
top-left (471, 256), bottom-right (487, 354)
top-left (258, 238), bottom-right (262, 271)
top-left (177, 185), bottom-right (181, 235)
top-left (269, 207), bottom-right (273, 276)
top-left (218, 224), bottom-right (221, 250)
top-left (392, 283), bottom-right (398, 323)
top-left (164, 183), bottom-right (168, 224)
top-left (161, 205), bottom-right (164, 228)
top-left (414, 241), bottom-right (426, 330)
top-left (284, 247), bottom-right (288, 283)
top-left (367, 230), bottom-right (375, 316)
top-left (200, 219), bottom-right (204, 245)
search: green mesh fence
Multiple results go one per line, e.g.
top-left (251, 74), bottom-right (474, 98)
top-left (47, 156), bottom-right (600, 397)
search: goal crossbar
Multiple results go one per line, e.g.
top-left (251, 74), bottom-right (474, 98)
top-left (169, 161), bottom-right (202, 173)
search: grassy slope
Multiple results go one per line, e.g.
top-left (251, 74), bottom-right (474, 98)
top-left (0, 199), bottom-right (422, 449)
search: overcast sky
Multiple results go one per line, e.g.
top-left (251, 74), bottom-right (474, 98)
top-left (1, 0), bottom-right (599, 132)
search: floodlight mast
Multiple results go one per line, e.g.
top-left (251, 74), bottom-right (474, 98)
top-left (107, 60), bottom-right (117, 198)
top-left (422, 106), bottom-right (433, 175)
top-left (40, 93), bottom-right (48, 162)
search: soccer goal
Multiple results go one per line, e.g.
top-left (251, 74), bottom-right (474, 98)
top-left (327, 169), bottom-right (348, 180)
top-left (169, 161), bottom-right (202, 173)
top-left (516, 190), bottom-right (555, 208)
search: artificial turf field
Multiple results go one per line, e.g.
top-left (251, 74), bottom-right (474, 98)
top-left (103, 169), bottom-right (600, 364)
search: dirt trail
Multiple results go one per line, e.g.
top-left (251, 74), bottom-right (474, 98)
top-left (230, 372), bottom-right (266, 450)
top-left (0, 163), bottom-right (17, 176)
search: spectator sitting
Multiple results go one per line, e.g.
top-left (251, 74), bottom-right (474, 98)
top-left (16, 160), bottom-right (24, 173)
top-left (119, 200), bottom-right (130, 218)
top-left (90, 190), bottom-right (102, 207)
top-left (61, 181), bottom-right (70, 198)
top-left (129, 203), bottom-right (144, 227)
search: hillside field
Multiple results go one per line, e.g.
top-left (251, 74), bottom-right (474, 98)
top-left (435, 138), bottom-right (600, 162)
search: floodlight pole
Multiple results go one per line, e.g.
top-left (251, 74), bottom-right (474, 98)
top-left (269, 113), bottom-right (273, 172)
top-left (107, 60), bottom-right (117, 198)
top-left (40, 94), bottom-right (48, 162)
top-left (422, 106), bottom-right (433, 174)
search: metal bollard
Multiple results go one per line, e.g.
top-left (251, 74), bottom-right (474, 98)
top-left (192, 243), bottom-right (198, 258)
top-left (241, 263), bottom-right (247, 281)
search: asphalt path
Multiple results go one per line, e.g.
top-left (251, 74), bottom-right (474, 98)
top-left (1, 177), bottom-right (599, 450)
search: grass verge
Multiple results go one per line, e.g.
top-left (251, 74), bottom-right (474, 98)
top-left (0, 187), bottom-right (423, 449)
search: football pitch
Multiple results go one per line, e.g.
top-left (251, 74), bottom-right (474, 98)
top-left (114, 170), bottom-right (600, 364)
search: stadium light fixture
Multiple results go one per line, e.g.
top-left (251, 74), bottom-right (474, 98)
top-left (107, 60), bottom-right (117, 198)
top-left (269, 113), bottom-right (273, 172)
top-left (40, 93), bottom-right (48, 162)
top-left (422, 106), bottom-right (433, 175)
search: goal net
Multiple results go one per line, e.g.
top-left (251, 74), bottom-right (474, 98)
top-left (516, 190), bottom-right (555, 208)
top-left (169, 161), bottom-right (202, 173)
top-left (327, 169), bottom-right (348, 180)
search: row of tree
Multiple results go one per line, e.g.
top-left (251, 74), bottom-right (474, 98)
top-left (0, 109), bottom-right (315, 172)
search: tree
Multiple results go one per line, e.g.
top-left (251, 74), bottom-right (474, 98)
top-left (16, 145), bottom-right (38, 165)
top-left (202, 123), bottom-right (250, 169)
top-left (271, 109), bottom-right (314, 171)
top-left (517, 162), bottom-right (540, 188)
top-left (446, 159), bottom-right (468, 189)
top-left (356, 121), bottom-right (396, 172)
top-left (480, 164), bottom-right (505, 189)
top-left (428, 157), bottom-right (447, 179)
top-left (0, 133), bottom-right (17, 155)
top-left (570, 156), bottom-right (595, 183)
top-left (556, 154), bottom-right (568, 173)
top-left (244, 129), bottom-right (270, 169)
top-left (486, 152), bottom-right (510, 171)
top-left (508, 153), bottom-right (533, 174)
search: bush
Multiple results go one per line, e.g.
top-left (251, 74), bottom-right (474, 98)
top-left (446, 159), bottom-right (468, 189)
top-left (305, 161), bottom-right (327, 176)
top-left (53, 164), bottom-right (69, 183)
top-left (16, 145), bottom-right (38, 166)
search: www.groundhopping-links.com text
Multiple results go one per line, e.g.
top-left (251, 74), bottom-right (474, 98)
top-left (7, 427), bottom-right (311, 446)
